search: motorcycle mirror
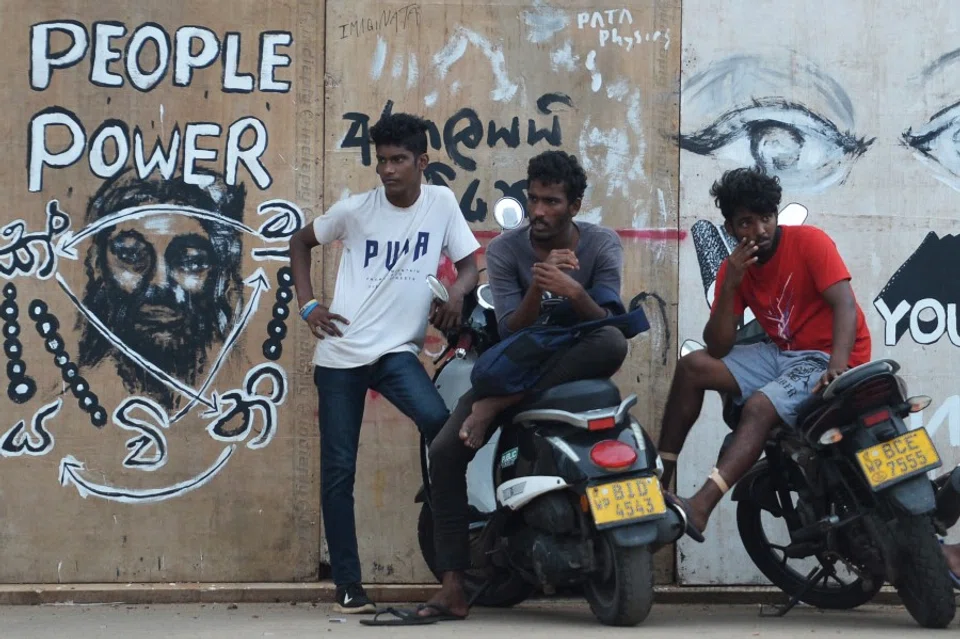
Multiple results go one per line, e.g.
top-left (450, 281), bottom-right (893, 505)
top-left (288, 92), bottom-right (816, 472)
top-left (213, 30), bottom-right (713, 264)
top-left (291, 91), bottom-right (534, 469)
top-left (679, 339), bottom-right (704, 357)
top-left (493, 197), bottom-right (525, 230)
top-left (476, 284), bottom-right (495, 310)
top-left (778, 202), bottom-right (808, 226)
top-left (426, 274), bottom-right (449, 303)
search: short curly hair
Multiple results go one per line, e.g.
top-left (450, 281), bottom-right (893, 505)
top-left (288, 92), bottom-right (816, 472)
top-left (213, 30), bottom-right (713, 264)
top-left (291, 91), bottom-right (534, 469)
top-left (370, 113), bottom-right (429, 156)
top-left (710, 167), bottom-right (782, 221)
top-left (527, 150), bottom-right (588, 203)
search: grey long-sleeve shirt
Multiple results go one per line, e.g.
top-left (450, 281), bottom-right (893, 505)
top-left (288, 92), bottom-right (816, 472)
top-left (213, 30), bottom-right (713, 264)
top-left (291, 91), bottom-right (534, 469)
top-left (484, 221), bottom-right (624, 338)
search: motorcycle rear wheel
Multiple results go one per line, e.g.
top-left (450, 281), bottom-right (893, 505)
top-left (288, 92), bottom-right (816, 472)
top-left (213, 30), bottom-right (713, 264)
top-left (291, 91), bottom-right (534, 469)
top-left (737, 498), bottom-right (882, 609)
top-left (416, 502), bottom-right (535, 608)
top-left (583, 531), bottom-right (654, 626)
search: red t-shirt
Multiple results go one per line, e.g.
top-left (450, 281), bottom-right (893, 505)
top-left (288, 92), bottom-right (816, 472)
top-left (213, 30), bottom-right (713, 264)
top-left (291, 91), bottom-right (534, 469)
top-left (712, 225), bottom-right (872, 367)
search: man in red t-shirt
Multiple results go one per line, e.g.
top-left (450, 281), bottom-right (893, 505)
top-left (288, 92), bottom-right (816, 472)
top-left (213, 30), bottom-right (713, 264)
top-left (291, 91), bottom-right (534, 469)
top-left (657, 167), bottom-right (872, 542)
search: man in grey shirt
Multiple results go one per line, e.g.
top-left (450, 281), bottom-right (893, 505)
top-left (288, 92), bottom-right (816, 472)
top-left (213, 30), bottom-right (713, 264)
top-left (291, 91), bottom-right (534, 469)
top-left (412, 150), bottom-right (629, 621)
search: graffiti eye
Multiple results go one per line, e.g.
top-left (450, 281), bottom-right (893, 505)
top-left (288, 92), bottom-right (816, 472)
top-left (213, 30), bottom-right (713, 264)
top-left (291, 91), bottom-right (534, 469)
top-left (166, 234), bottom-right (214, 275)
top-left (680, 98), bottom-right (873, 193)
top-left (172, 247), bottom-right (211, 274)
top-left (109, 232), bottom-right (151, 272)
top-left (903, 101), bottom-right (960, 188)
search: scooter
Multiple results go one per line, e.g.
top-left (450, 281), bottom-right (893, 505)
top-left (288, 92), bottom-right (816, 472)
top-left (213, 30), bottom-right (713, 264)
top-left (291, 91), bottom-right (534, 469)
top-left (413, 197), bottom-right (687, 627)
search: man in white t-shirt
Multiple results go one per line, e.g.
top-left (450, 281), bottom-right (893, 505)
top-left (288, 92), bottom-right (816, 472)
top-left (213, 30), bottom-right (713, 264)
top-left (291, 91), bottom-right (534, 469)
top-left (288, 112), bottom-right (480, 614)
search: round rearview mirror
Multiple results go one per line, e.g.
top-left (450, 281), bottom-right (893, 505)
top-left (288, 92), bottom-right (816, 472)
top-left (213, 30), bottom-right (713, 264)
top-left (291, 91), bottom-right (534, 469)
top-left (679, 339), bottom-right (705, 358)
top-left (493, 197), bottom-right (525, 230)
top-left (426, 274), bottom-right (449, 303)
top-left (476, 284), bottom-right (495, 310)
top-left (778, 202), bottom-right (808, 227)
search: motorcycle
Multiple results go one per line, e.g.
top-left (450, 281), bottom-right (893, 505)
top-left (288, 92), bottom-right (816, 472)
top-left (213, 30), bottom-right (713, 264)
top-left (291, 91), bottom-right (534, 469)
top-left (413, 197), bottom-right (688, 627)
top-left (680, 322), bottom-right (956, 628)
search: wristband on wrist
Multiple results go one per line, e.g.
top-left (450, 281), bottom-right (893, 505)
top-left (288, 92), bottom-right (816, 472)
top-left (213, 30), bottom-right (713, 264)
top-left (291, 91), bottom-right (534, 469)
top-left (299, 299), bottom-right (319, 320)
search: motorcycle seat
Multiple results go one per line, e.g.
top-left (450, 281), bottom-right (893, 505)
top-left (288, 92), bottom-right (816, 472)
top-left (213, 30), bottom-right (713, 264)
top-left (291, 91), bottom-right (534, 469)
top-left (821, 359), bottom-right (900, 400)
top-left (795, 359), bottom-right (904, 432)
top-left (514, 378), bottom-right (621, 414)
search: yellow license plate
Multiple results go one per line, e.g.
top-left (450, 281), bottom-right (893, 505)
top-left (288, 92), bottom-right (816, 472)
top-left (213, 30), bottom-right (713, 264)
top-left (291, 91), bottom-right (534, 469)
top-left (856, 428), bottom-right (941, 490)
top-left (587, 476), bottom-right (667, 526)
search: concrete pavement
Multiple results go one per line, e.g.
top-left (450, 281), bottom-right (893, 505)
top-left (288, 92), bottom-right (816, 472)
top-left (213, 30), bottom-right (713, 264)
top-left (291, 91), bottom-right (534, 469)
top-left (1, 601), bottom-right (949, 638)
top-left (0, 582), bottom-right (908, 606)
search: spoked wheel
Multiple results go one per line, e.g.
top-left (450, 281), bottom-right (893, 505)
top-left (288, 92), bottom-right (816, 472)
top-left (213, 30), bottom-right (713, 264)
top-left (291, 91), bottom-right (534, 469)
top-left (417, 502), bottom-right (534, 608)
top-left (583, 530), bottom-right (654, 626)
top-left (737, 493), bottom-right (882, 609)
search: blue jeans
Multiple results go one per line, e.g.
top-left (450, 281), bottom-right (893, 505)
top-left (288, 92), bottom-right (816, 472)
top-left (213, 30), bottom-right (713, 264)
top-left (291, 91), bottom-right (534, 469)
top-left (314, 351), bottom-right (449, 587)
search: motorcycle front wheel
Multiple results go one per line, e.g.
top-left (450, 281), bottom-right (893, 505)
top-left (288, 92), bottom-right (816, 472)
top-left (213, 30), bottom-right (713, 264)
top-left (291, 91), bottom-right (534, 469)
top-left (583, 530), bottom-right (654, 626)
top-left (890, 514), bottom-right (956, 628)
top-left (416, 502), bottom-right (534, 608)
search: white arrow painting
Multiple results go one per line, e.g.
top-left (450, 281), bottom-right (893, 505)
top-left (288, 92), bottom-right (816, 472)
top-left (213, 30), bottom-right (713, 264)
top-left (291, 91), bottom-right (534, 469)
top-left (59, 445), bottom-right (236, 504)
top-left (2, 188), bottom-right (300, 505)
top-left (173, 268), bottom-right (272, 422)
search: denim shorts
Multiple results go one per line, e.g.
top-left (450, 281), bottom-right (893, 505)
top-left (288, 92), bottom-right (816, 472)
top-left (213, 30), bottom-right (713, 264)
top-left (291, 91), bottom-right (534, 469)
top-left (722, 341), bottom-right (829, 426)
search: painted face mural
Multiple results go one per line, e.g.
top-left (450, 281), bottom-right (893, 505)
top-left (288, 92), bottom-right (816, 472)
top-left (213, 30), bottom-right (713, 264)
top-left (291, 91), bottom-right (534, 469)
top-left (77, 170), bottom-right (246, 410)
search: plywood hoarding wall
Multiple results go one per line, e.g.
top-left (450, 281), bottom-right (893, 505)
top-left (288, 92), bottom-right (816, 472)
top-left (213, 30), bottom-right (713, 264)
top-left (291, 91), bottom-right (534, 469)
top-left (323, 0), bottom-right (681, 582)
top-left (0, 0), bottom-right (682, 586)
top-left (0, 0), bottom-right (321, 582)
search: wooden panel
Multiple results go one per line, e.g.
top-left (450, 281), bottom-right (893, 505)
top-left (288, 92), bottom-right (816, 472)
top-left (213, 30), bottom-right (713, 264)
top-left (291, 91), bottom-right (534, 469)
top-left (0, 0), bottom-right (321, 582)
top-left (321, 0), bottom-right (681, 583)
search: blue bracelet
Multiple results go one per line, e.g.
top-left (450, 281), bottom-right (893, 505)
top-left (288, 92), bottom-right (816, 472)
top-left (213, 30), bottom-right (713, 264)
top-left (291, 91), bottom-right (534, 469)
top-left (300, 300), bottom-right (319, 320)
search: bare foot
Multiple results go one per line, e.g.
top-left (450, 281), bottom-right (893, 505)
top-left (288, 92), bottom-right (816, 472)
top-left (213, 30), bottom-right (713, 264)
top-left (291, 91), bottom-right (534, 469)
top-left (460, 407), bottom-right (495, 449)
top-left (666, 490), bottom-right (708, 537)
top-left (686, 500), bottom-right (709, 535)
top-left (459, 394), bottom-right (524, 449)
top-left (418, 573), bottom-right (469, 619)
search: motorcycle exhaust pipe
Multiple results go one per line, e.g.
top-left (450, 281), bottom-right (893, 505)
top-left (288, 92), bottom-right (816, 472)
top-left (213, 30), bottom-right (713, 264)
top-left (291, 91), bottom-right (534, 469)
top-left (935, 466), bottom-right (960, 529)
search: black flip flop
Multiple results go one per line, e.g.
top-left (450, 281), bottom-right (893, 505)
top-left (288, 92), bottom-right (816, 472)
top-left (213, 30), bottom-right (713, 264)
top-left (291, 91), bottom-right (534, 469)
top-left (414, 603), bottom-right (467, 621)
top-left (358, 607), bottom-right (438, 626)
top-left (665, 493), bottom-right (706, 543)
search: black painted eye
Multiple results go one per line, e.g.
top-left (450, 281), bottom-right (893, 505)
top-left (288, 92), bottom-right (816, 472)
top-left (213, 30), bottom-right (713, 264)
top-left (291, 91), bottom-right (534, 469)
top-left (110, 231), bottom-right (152, 272)
top-left (680, 98), bottom-right (874, 192)
top-left (903, 100), bottom-right (960, 188)
top-left (167, 234), bottom-right (214, 275)
top-left (172, 247), bottom-right (212, 274)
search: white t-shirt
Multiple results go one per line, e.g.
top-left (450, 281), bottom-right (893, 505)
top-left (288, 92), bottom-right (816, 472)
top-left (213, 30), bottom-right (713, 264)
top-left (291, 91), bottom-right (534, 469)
top-left (310, 184), bottom-right (480, 368)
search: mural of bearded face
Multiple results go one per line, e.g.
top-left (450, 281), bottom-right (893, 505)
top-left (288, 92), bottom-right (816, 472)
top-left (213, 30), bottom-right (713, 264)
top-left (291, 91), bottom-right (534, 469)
top-left (76, 168), bottom-right (247, 410)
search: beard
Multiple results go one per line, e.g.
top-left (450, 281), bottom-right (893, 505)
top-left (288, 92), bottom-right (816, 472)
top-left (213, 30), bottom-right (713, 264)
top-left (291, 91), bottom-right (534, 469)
top-left (77, 278), bottom-right (234, 410)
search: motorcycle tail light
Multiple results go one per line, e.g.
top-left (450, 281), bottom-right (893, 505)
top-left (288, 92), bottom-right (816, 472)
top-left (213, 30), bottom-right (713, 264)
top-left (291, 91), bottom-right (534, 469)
top-left (862, 408), bottom-right (891, 427)
top-left (587, 416), bottom-right (616, 431)
top-left (589, 440), bottom-right (637, 471)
